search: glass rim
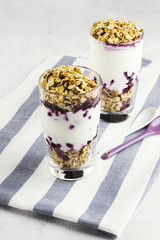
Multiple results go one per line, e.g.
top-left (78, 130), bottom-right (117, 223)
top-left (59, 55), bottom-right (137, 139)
top-left (89, 29), bottom-right (144, 46)
top-left (38, 65), bottom-right (102, 97)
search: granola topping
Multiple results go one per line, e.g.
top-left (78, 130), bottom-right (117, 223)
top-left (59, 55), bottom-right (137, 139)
top-left (41, 65), bottom-right (98, 95)
top-left (41, 65), bottom-right (100, 113)
top-left (91, 19), bottom-right (144, 44)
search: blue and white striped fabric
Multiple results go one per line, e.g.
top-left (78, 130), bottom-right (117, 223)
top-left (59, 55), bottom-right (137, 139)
top-left (0, 54), bottom-right (160, 237)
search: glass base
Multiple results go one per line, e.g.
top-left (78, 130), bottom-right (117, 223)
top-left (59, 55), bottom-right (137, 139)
top-left (49, 163), bottom-right (93, 181)
top-left (100, 112), bottom-right (129, 123)
top-left (100, 107), bottom-right (133, 123)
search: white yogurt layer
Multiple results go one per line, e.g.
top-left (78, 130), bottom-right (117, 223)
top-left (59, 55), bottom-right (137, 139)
top-left (90, 35), bottom-right (143, 93)
top-left (41, 102), bottom-right (100, 152)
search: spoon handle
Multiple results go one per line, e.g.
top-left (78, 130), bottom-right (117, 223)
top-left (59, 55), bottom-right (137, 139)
top-left (101, 131), bottom-right (153, 160)
top-left (97, 131), bottom-right (132, 159)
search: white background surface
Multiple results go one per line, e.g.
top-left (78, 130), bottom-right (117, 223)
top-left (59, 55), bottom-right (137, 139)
top-left (0, 0), bottom-right (160, 239)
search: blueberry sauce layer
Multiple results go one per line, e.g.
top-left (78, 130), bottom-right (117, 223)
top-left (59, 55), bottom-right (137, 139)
top-left (103, 35), bottom-right (143, 48)
top-left (42, 95), bottom-right (100, 115)
top-left (46, 125), bottom-right (98, 165)
top-left (46, 137), bottom-right (95, 169)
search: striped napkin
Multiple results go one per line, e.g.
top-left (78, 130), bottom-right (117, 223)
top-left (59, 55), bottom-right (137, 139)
top-left (0, 54), bottom-right (160, 237)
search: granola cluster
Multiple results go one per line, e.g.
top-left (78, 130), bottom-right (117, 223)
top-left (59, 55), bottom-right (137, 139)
top-left (51, 144), bottom-right (91, 168)
top-left (91, 19), bottom-right (144, 44)
top-left (101, 87), bottom-right (133, 112)
top-left (42, 65), bottom-right (97, 95)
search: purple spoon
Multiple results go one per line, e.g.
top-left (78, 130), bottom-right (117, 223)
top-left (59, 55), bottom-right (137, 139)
top-left (101, 115), bottom-right (160, 160)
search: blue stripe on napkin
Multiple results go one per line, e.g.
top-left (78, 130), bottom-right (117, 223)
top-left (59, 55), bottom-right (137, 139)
top-left (142, 58), bottom-right (152, 68)
top-left (33, 179), bottom-right (75, 216)
top-left (141, 74), bottom-right (160, 111)
top-left (0, 86), bottom-right (39, 154)
top-left (54, 55), bottom-right (76, 68)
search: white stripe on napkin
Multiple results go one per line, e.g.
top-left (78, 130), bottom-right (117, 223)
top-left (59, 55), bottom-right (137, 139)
top-left (73, 56), bottom-right (90, 68)
top-left (9, 156), bottom-right (56, 211)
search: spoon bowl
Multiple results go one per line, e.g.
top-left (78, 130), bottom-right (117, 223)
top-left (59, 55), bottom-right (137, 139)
top-left (97, 107), bottom-right (157, 158)
top-left (147, 115), bottom-right (160, 132)
top-left (127, 107), bottom-right (157, 134)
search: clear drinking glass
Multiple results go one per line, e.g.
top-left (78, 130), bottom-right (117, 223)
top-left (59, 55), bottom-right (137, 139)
top-left (89, 31), bottom-right (144, 122)
top-left (39, 66), bottom-right (102, 180)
